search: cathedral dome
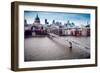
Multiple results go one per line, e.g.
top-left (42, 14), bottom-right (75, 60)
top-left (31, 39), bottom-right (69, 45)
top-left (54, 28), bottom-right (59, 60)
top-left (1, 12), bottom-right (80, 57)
top-left (34, 14), bottom-right (40, 24)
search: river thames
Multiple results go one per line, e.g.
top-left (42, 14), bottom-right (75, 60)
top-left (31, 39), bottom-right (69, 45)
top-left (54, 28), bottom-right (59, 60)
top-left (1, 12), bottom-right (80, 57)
top-left (24, 36), bottom-right (90, 61)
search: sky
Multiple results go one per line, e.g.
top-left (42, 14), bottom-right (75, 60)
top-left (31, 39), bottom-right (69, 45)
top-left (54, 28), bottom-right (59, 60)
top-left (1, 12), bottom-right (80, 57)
top-left (24, 11), bottom-right (90, 26)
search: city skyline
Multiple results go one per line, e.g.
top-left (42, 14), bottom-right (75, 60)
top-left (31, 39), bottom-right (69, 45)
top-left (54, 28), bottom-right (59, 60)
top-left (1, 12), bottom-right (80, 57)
top-left (24, 11), bottom-right (90, 26)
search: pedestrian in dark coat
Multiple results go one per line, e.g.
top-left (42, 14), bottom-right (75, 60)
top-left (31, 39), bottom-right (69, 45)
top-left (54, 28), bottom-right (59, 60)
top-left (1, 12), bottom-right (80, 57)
top-left (69, 41), bottom-right (72, 51)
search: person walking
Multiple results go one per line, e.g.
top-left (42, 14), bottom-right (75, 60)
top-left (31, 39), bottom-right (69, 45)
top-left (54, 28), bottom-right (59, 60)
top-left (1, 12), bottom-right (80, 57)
top-left (69, 41), bottom-right (72, 52)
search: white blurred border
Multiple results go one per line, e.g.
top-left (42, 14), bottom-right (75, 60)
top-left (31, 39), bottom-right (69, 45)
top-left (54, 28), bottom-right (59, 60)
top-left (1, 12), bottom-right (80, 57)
top-left (18, 5), bottom-right (96, 68)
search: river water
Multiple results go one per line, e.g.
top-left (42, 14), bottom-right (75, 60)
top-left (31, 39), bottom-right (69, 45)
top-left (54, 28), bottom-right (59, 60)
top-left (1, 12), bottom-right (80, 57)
top-left (24, 36), bottom-right (90, 61)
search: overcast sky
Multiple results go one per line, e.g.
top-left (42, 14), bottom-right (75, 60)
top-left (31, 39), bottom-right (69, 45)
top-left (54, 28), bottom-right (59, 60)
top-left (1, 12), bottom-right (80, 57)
top-left (24, 11), bottom-right (90, 26)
